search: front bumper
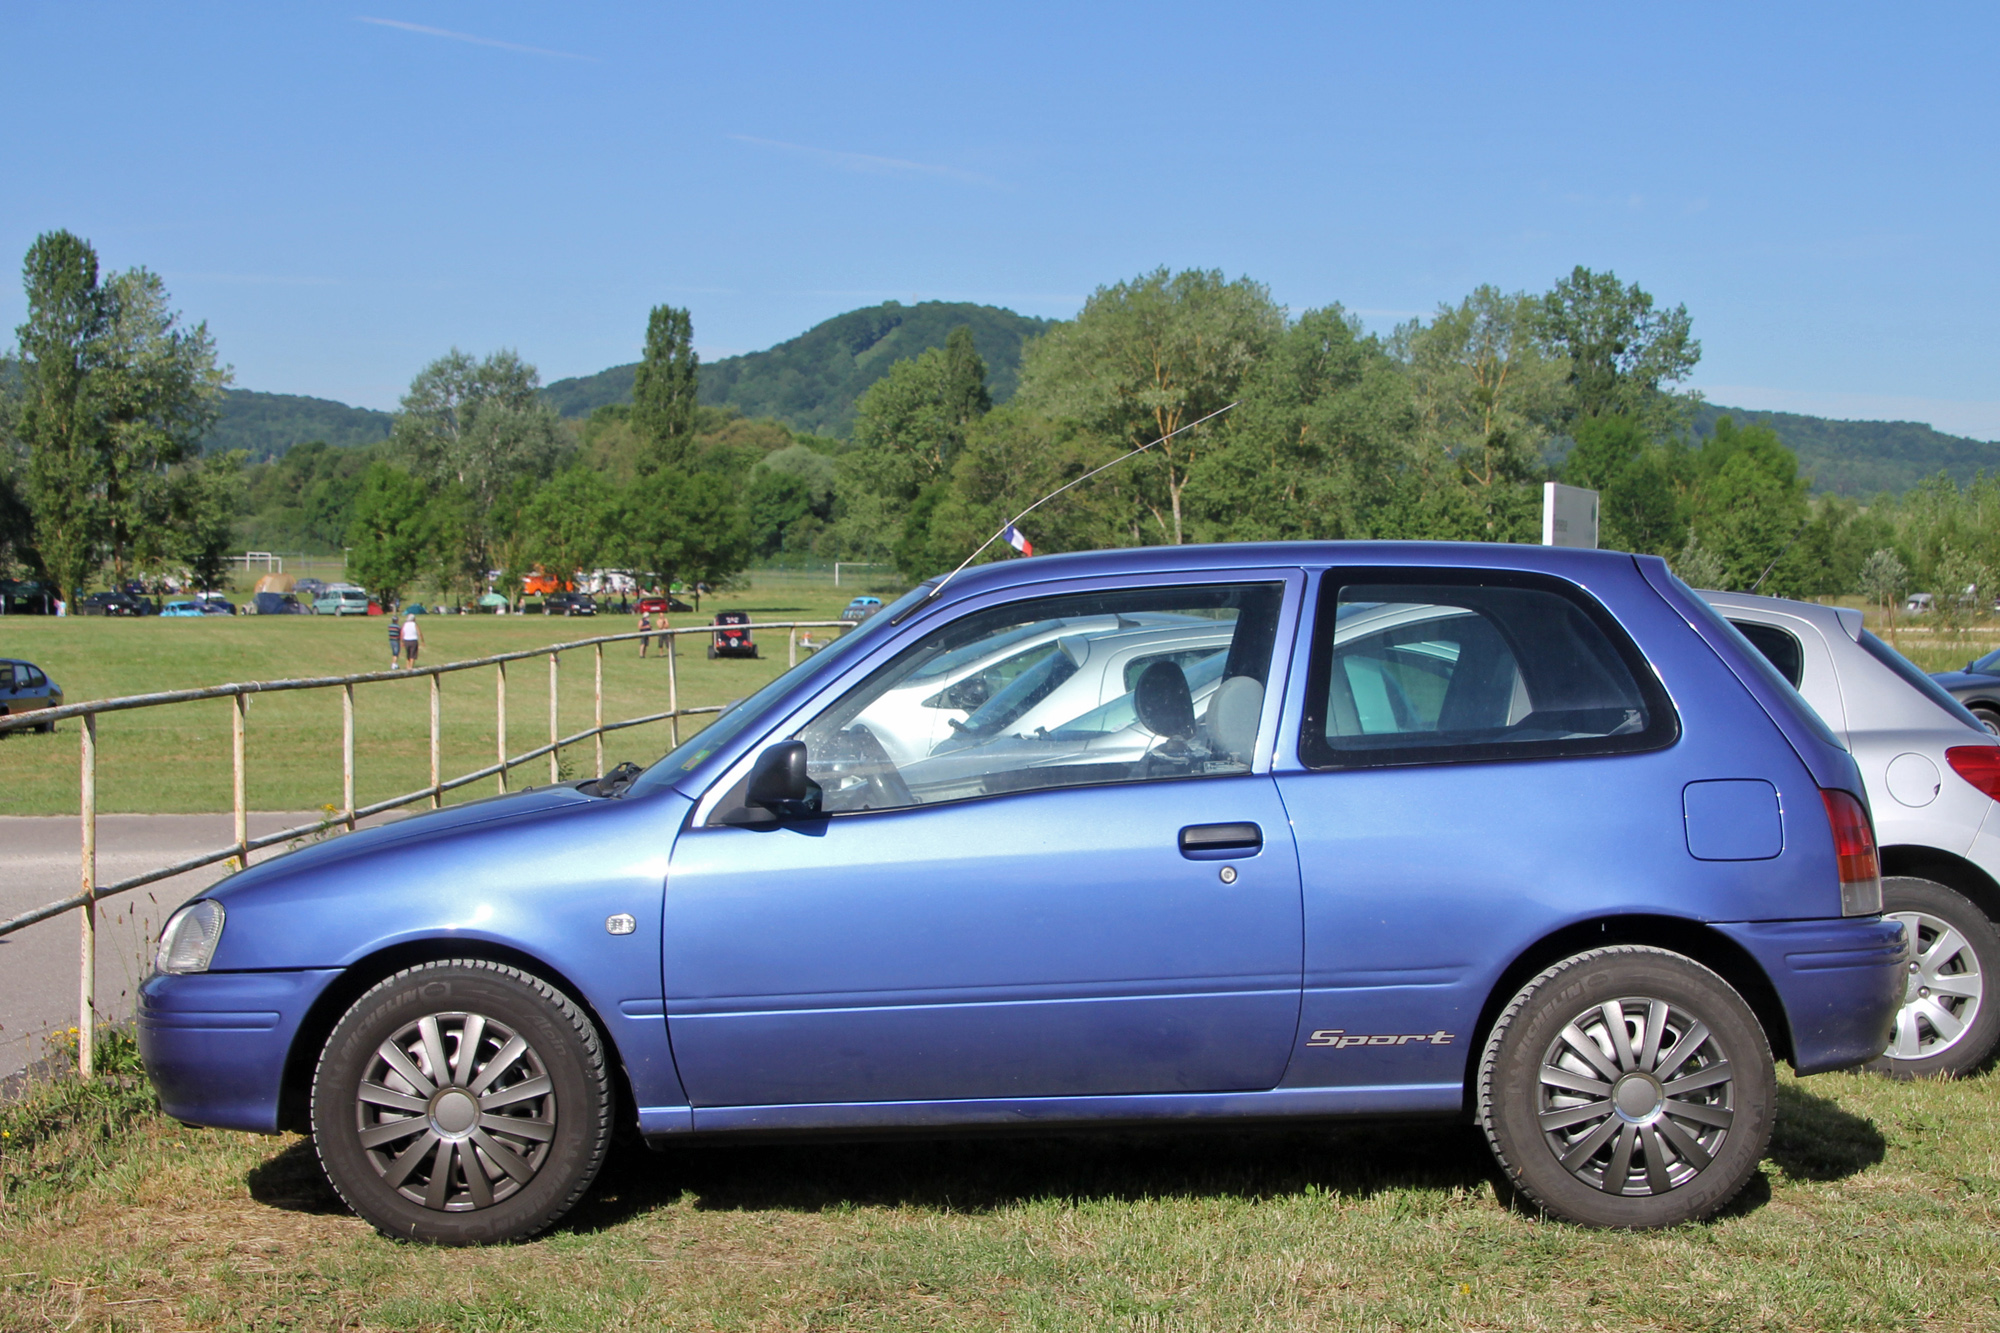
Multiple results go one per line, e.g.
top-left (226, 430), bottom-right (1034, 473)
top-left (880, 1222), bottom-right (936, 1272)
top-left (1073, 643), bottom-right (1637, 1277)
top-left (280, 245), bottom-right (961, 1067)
top-left (1714, 917), bottom-right (1908, 1074)
top-left (137, 969), bottom-right (344, 1133)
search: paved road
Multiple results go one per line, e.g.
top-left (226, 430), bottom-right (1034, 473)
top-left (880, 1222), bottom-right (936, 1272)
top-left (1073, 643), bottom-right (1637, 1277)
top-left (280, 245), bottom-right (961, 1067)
top-left (0, 812), bottom-right (400, 1084)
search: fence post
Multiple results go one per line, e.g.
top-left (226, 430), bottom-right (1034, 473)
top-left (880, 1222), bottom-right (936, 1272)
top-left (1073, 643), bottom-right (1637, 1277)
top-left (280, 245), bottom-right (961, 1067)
top-left (342, 683), bottom-right (356, 831)
top-left (789, 627), bottom-right (797, 668)
top-left (232, 693), bottom-right (248, 871)
top-left (430, 672), bottom-right (442, 809)
top-left (594, 642), bottom-right (604, 778)
top-left (548, 651), bottom-right (560, 784)
top-left (496, 660), bottom-right (508, 794)
top-left (667, 630), bottom-right (680, 746)
top-left (78, 712), bottom-right (97, 1079)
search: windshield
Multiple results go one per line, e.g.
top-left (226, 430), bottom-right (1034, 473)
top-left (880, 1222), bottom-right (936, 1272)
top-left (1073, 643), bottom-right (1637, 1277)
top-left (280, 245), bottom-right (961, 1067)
top-left (1970, 648), bottom-right (2000, 674)
top-left (1859, 631), bottom-right (1987, 732)
top-left (624, 583), bottom-right (930, 796)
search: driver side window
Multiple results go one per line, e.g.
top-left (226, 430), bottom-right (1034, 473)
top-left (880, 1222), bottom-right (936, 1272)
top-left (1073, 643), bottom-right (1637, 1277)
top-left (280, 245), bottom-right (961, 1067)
top-left (792, 582), bottom-right (1285, 815)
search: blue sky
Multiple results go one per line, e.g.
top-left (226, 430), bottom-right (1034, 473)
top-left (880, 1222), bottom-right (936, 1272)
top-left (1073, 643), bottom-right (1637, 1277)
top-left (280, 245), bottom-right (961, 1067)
top-left (3, 2), bottom-right (1996, 437)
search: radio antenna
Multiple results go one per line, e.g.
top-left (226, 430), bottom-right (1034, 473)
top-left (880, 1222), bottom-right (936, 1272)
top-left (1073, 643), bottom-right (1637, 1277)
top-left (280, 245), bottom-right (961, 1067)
top-left (892, 401), bottom-right (1239, 622)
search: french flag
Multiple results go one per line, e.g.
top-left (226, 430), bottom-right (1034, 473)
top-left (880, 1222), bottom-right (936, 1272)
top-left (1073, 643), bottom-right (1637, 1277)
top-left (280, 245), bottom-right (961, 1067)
top-left (1002, 524), bottom-right (1035, 556)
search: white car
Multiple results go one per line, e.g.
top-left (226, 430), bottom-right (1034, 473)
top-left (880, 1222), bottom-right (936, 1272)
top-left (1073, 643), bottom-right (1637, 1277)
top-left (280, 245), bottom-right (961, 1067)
top-left (1706, 590), bottom-right (2000, 1077)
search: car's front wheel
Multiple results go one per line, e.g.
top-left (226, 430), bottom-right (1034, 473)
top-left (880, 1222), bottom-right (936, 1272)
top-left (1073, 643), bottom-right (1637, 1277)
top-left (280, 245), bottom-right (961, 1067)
top-left (1970, 705), bottom-right (2000, 738)
top-left (1478, 946), bottom-right (1774, 1228)
top-left (1871, 877), bottom-right (1997, 1079)
top-left (311, 959), bottom-right (612, 1244)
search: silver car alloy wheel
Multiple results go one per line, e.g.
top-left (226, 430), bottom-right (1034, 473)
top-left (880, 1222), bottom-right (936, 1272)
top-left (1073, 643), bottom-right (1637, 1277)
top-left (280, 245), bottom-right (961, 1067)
top-left (1537, 997), bottom-right (1736, 1196)
top-left (355, 1011), bottom-right (557, 1211)
top-left (1885, 909), bottom-right (1985, 1060)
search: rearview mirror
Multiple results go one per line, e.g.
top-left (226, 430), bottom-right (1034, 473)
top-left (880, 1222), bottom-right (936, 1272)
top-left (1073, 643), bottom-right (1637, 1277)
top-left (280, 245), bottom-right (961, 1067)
top-left (747, 740), bottom-right (818, 812)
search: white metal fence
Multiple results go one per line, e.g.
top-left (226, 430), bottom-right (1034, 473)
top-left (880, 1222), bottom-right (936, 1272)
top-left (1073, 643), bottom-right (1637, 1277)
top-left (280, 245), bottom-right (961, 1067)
top-left (0, 619), bottom-right (848, 1077)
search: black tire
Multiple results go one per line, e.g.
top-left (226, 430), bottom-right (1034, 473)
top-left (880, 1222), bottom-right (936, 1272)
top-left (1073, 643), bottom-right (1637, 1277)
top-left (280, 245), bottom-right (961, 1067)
top-left (310, 959), bottom-right (612, 1245)
top-left (1478, 946), bottom-right (1774, 1228)
top-left (1869, 876), bottom-right (1998, 1079)
top-left (1970, 705), bottom-right (2000, 738)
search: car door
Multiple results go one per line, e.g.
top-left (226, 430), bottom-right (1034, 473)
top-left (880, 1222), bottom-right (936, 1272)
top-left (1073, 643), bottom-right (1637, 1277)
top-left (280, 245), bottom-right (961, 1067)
top-left (663, 573), bottom-right (1306, 1110)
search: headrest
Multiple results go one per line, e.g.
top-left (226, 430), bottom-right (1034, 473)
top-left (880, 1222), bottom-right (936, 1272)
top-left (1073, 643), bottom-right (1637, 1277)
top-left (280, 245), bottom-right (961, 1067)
top-left (1134, 660), bottom-right (1197, 740)
top-left (1205, 676), bottom-right (1264, 763)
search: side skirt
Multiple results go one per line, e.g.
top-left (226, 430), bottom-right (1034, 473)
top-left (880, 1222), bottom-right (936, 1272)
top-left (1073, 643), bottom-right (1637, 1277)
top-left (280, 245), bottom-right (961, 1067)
top-left (638, 1082), bottom-right (1462, 1142)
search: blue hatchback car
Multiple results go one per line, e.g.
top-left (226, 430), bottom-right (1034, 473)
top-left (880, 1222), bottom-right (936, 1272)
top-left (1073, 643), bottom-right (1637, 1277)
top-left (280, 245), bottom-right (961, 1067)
top-left (140, 543), bottom-right (1905, 1243)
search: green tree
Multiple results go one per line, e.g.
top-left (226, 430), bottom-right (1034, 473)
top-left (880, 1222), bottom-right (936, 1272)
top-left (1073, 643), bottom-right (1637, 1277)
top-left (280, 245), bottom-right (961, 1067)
top-left (514, 466), bottom-right (616, 588)
top-left (1398, 286), bottom-right (1563, 495)
top-left (941, 325), bottom-right (992, 429)
top-left (346, 462), bottom-right (439, 607)
top-left (1015, 268), bottom-right (1284, 544)
top-left (1684, 416), bottom-right (1810, 592)
top-left (1858, 548), bottom-right (1909, 625)
top-left (13, 231), bottom-right (108, 598)
top-left (1187, 306), bottom-right (1419, 542)
top-left (95, 267), bottom-right (229, 581)
top-left (1534, 266), bottom-right (1700, 434)
top-left (171, 450), bottom-right (248, 591)
top-left (632, 305), bottom-right (699, 473)
top-left (617, 469), bottom-right (752, 595)
top-left (1562, 415), bottom-right (1686, 555)
top-left (390, 349), bottom-right (568, 584)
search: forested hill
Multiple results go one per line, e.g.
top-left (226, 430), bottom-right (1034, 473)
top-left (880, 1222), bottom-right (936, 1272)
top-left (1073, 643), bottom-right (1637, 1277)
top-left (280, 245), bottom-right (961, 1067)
top-left (205, 388), bottom-right (392, 460)
top-left (1693, 403), bottom-right (2000, 497)
top-left (541, 300), bottom-right (1053, 434)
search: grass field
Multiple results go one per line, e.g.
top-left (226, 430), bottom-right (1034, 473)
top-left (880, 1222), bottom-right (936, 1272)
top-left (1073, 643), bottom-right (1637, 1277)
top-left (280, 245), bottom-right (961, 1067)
top-left (0, 571), bottom-right (901, 818)
top-left (1, 1049), bottom-right (1997, 1331)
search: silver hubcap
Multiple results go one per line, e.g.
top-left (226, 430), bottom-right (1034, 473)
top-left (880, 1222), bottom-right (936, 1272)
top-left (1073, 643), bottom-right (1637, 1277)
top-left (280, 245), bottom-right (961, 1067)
top-left (1885, 910), bottom-right (1984, 1061)
top-left (355, 1011), bottom-right (556, 1211)
top-left (1537, 997), bottom-right (1735, 1196)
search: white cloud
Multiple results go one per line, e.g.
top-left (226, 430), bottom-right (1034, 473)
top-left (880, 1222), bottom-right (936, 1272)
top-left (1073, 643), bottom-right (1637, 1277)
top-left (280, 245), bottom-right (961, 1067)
top-left (727, 135), bottom-right (995, 187)
top-left (355, 17), bottom-right (595, 62)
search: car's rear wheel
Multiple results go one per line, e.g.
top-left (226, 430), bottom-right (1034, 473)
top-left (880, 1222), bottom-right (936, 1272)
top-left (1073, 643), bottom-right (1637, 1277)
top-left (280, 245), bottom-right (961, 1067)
top-left (1870, 877), bottom-right (1997, 1079)
top-left (1478, 946), bottom-right (1774, 1228)
top-left (1970, 705), bottom-right (2000, 737)
top-left (311, 960), bottom-right (612, 1244)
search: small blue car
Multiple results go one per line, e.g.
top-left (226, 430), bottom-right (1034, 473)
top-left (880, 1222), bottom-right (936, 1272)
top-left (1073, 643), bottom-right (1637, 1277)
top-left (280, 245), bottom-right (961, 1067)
top-left (140, 543), bottom-right (1905, 1243)
top-left (0, 658), bottom-right (63, 731)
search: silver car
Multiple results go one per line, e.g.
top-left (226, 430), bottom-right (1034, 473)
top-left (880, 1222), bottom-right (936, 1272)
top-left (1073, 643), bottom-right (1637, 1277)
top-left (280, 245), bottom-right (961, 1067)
top-left (1705, 590), bottom-right (2000, 1077)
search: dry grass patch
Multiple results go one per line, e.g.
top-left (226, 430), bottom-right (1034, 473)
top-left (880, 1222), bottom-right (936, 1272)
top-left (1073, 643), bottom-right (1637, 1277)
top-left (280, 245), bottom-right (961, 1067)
top-left (4, 1062), bottom-right (2000, 1331)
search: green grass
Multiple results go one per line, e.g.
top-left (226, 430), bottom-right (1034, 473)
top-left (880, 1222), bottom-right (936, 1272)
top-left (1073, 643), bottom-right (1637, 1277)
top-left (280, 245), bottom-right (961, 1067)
top-left (0, 570), bottom-right (904, 817)
top-left (2, 1061), bottom-right (1998, 1330)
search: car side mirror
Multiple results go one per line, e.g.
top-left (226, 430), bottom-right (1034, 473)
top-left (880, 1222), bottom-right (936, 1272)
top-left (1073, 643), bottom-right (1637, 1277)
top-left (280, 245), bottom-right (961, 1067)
top-left (746, 740), bottom-right (820, 815)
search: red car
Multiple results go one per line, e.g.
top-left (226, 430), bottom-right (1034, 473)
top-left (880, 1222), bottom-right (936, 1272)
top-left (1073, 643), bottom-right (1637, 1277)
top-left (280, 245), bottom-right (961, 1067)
top-left (636, 595), bottom-right (693, 616)
top-left (708, 611), bottom-right (758, 659)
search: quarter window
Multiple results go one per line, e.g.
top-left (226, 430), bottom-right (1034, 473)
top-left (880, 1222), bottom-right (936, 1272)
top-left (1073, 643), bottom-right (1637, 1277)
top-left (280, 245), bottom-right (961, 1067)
top-left (778, 583), bottom-right (1286, 816)
top-left (1729, 620), bottom-right (1805, 688)
top-left (1300, 572), bottom-right (1677, 768)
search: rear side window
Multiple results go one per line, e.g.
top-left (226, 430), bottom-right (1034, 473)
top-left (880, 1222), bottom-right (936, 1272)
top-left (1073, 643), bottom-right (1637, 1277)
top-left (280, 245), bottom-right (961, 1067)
top-left (1730, 620), bottom-right (1805, 688)
top-left (1858, 630), bottom-right (1986, 731)
top-left (1300, 571), bottom-right (1678, 769)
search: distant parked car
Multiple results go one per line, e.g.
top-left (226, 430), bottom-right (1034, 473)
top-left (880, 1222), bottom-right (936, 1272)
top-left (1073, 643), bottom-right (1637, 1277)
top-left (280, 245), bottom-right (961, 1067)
top-left (315, 587), bottom-right (371, 617)
top-left (1906, 593), bottom-right (1935, 615)
top-left (196, 596), bottom-right (236, 616)
top-left (709, 611), bottom-right (757, 658)
top-left (543, 592), bottom-right (597, 617)
top-left (636, 595), bottom-right (693, 616)
top-left (79, 591), bottom-right (150, 617)
top-left (295, 578), bottom-right (328, 600)
top-left (841, 596), bottom-right (885, 624)
top-left (0, 658), bottom-right (63, 732)
top-left (253, 592), bottom-right (308, 616)
top-left (1928, 649), bottom-right (2000, 736)
top-left (1707, 590), bottom-right (2000, 1078)
top-left (160, 600), bottom-right (205, 617)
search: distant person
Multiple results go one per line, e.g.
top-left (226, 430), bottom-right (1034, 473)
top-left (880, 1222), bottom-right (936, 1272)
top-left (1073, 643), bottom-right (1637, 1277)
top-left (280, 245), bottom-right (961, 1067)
top-left (637, 611), bottom-right (654, 659)
top-left (401, 613), bottom-right (423, 668)
top-left (388, 615), bottom-right (403, 669)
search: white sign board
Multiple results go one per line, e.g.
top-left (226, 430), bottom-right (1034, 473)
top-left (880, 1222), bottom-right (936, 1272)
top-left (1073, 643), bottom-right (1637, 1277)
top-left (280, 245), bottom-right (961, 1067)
top-left (1542, 482), bottom-right (1600, 549)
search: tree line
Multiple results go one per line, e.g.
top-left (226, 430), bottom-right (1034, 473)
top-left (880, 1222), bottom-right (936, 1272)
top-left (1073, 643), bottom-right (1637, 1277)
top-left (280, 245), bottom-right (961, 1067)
top-left (6, 231), bottom-right (1993, 613)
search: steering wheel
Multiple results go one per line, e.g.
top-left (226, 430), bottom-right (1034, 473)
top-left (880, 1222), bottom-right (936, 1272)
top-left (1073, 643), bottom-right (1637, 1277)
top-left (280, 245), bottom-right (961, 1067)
top-left (840, 724), bottom-right (916, 810)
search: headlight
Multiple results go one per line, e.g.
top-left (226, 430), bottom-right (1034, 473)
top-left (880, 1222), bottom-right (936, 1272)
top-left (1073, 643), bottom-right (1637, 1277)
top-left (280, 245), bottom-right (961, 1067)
top-left (155, 900), bottom-right (225, 974)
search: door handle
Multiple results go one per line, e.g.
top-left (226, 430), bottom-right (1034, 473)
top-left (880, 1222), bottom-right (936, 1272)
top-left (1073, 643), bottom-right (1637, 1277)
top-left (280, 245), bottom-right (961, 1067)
top-left (1179, 822), bottom-right (1262, 860)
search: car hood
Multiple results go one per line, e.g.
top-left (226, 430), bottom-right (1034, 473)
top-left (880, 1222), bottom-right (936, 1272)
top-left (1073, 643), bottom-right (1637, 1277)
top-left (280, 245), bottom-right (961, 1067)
top-left (208, 785), bottom-right (596, 896)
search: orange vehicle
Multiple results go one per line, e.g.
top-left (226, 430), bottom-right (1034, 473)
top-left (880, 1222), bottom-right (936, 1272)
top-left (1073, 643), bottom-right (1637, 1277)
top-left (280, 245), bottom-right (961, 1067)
top-left (520, 568), bottom-right (574, 597)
